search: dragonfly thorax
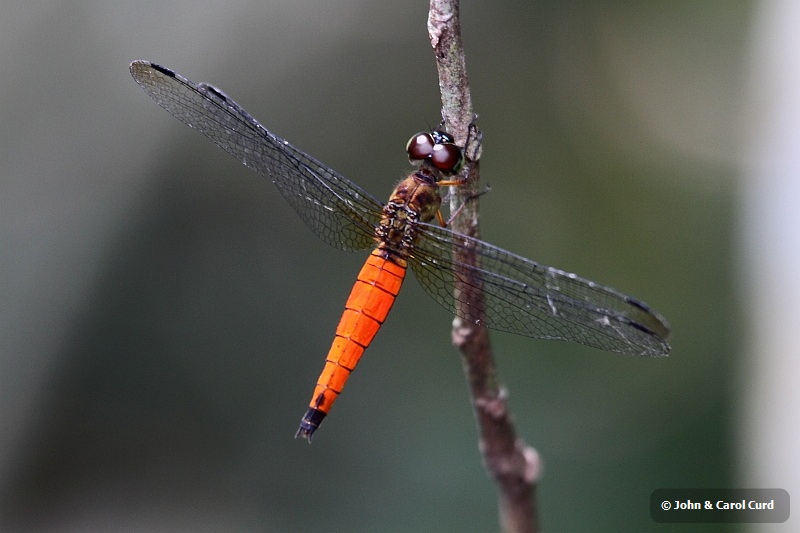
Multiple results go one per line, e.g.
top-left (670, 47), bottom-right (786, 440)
top-left (376, 171), bottom-right (442, 260)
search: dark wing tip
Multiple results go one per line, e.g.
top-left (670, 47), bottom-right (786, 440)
top-left (625, 296), bottom-right (671, 336)
top-left (129, 60), bottom-right (175, 79)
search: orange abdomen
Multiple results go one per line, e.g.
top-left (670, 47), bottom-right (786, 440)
top-left (296, 249), bottom-right (406, 441)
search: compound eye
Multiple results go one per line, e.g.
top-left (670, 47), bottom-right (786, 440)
top-left (430, 143), bottom-right (464, 173)
top-left (406, 132), bottom-right (435, 161)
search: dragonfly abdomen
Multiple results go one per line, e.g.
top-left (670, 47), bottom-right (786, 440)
top-left (296, 173), bottom-right (442, 441)
top-left (296, 249), bottom-right (407, 441)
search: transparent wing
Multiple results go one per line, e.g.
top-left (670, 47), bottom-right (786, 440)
top-left (130, 60), bottom-right (382, 251)
top-left (409, 222), bottom-right (671, 356)
top-left (131, 61), bottom-right (670, 356)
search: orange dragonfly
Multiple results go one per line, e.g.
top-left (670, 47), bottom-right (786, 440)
top-left (130, 61), bottom-right (671, 441)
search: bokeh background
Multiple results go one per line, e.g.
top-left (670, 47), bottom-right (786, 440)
top-left (2, 1), bottom-right (797, 531)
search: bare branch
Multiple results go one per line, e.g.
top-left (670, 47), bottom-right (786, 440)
top-left (427, 1), bottom-right (540, 532)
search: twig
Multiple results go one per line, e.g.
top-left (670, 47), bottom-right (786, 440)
top-left (427, 2), bottom-right (540, 532)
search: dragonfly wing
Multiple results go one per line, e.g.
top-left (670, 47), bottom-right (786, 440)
top-left (130, 61), bottom-right (382, 252)
top-left (409, 222), bottom-right (670, 357)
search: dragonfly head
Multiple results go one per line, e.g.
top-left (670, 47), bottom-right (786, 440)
top-left (406, 130), bottom-right (464, 176)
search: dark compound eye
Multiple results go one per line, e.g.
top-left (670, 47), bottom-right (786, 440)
top-left (406, 132), bottom-right (435, 161)
top-left (430, 142), bottom-right (464, 173)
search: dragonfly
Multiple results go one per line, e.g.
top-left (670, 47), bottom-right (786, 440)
top-left (129, 60), bottom-right (671, 441)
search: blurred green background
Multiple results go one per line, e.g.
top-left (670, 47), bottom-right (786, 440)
top-left (2, 1), bottom-right (789, 532)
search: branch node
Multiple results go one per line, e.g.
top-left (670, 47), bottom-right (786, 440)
top-left (521, 444), bottom-right (542, 483)
top-left (475, 388), bottom-right (508, 420)
top-left (450, 316), bottom-right (476, 347)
